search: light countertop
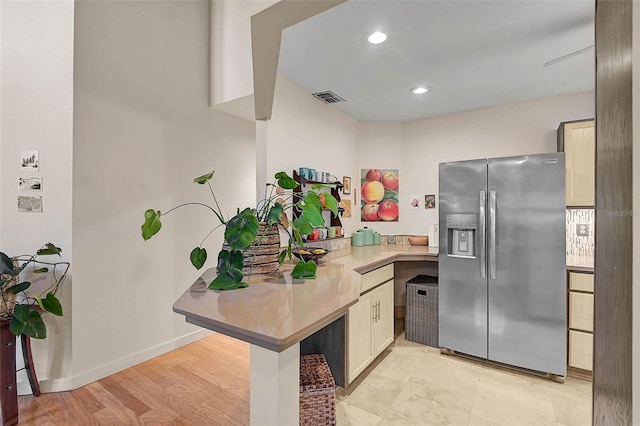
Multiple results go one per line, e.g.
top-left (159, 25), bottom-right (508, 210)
top-left (173, 245), bottom-right (438, 352)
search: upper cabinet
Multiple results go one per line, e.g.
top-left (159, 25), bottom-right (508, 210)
top-left (558, 119), bottom-right (595, 207)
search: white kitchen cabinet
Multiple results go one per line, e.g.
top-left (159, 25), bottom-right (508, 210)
top-left (347, 265), bottom-right (395, 384)
top-left (346, 291), bottom-right (374, 382)
top-left (569, 292), bottom-right (594, 332)
top-left (558, 119), bottom-right (595, 207)
top-left (569, 330), bottom-right (593, 371)
top-left (372, 280), bottom-right (394, 357)
top-left (567, 271), bottom-right (594, 372)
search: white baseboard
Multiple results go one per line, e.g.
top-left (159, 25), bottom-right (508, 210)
top-left (18, 329), bottom-right (213, 395)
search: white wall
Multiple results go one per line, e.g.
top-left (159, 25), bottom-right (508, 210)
top-left (211, 0), bottom-right (276, 107)
top-left (400, 91), bottom-right (595, 235)
top-left (265, 74), bottom-right (360, 235)
top-left (72, 0), bottom-right (256, 387)
top-left (0, 0), bottom-right (74, 392)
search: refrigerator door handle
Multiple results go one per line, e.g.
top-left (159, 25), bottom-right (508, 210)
top-left (489, 190), bottom-right (497, 279)
top-left (479, 191), bottom-right (486, 279)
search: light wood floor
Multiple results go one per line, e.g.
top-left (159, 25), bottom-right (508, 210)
top-left (18, 334), bottom-right (250, 425)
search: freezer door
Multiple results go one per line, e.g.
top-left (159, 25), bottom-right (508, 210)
top-left (487, 153), bottom-right (567, 376)
top-left (439, 159), bottom-right (488, 359)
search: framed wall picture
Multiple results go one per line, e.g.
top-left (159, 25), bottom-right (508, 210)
top-left (425, 194), bottom-right (436, 209)
top-left (18, 176), bottom-right (42, 191)
top-left (18, 195), bottom-right (43, 212)
top-left (342, 176), bottom-right (351, 195)
top-left (21, 150), bottom-right (39, 171)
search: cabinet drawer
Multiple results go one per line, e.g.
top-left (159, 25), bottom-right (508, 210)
top-left (569, 330), bottom-right (593, 371)
top-left (569, 292), bottom-right (594, 332)
top-left (361, 264), bottom-right (394, 294)
top-left (569, 272), bottom-right (594, 292)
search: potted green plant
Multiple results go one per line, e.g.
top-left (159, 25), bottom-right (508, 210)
top-left (0, 243), bottom-right (68, 339)
top-left (141, 170), bottom-right (338, 290)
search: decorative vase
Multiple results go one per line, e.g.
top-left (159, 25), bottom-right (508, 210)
top-left (222, 222), bottom-right (281, 276)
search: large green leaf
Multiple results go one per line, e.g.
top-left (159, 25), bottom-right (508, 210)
top-left (8, 281), bottom-right (31, 294)
top-left (275, 172), bottom-right (298, 190)
top-left (301, 209), bottom-right (324, 227)
top-left (265, 202), bottom-right (284, 225)
top-left (37, 243), bottom-right (62, 256)
top-left (209, 274), bottom-right (248, 290)
top-left (13, 304), bottom-right (30, 322)
top-left (224, 208), bottom-right (259, 250)
top-left (215, 250), bottom-right (244, 284)
top-left (321, 191), bottom-right (339, 216)
top-left (302, 192), bottom-right (322, 212)
top-left (190, 247), bottom-right (207, 270)
top-left (193, 171), bottom-right (214, 184)
top-left (291, 260), bottom-right (317, 279)
top-left (22, 310), bottom-right (47, 339)
top-left (141, 209), bottom-right (162, 240)
top-left (293, 217), bottom-right (314, 236)
top-left (10, 317), bottom-right (24, 336)
top-left (42, 292), bottom-right (63, 316)
top-left (0, 252), bottom-right (13, 274)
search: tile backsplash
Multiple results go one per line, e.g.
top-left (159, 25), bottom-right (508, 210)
top-left (566, 208), bottom-right (594, 267)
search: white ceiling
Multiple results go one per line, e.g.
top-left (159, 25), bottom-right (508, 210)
top-left (277, 0), bottom-right (595, 122)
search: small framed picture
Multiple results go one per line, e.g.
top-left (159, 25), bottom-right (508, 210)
top-left (21, 150), bottom-right (39, 171)
top-left (18, 195), bottom-right (43, 213)
top-left (425, 194), bottom-right (436, 209)
top-left (18, 176), bottom-right (42, 191)
top-left (343, 176), bottom-right (351, 195)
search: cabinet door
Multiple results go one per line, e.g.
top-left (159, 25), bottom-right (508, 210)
top-left (373, 280), bottom-right (395, 357)
top-left (563, 120), bottom-right (595, 206)
top-left (347, 292), bottom-right (374, 383)
top-left (569, 330), bottom-right (593, 371)
top-left (569, 292), bottom-right (594, 332)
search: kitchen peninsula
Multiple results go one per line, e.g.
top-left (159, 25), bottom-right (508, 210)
top-left (173, 244), bottom-right (438, 426)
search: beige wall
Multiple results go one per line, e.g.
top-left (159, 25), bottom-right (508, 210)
top-left (0, 0), bottom-right (74, 393)
top-left (352, 91), bottom-right (594, 236)
top-left (72, 0), bottom-right (256, 387)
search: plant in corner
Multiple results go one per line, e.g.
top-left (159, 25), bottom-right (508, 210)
top-left (141, 170), bottom-right (338, 290)
top-left (0, 243), bottom-right (69, 339)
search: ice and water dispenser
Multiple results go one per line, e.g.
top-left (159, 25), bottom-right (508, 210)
top-left (446, 213), bottom-right (477, 258)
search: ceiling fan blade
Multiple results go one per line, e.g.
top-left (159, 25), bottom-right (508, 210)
top-left (543, 45), bottom-right (594, 67)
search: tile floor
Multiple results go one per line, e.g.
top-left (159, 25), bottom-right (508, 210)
top-left (336, 334), bottom-right (591, 426)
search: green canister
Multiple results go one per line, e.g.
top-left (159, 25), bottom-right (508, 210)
top-left (373, 231), bottom-right (381, 245)
top-left (351, 230), bottom-right (365, 246)
top-left (359, 227), bottom-right (374, 245)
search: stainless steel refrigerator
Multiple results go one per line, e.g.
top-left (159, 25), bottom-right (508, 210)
top-left (438, 153), bottom-right (566, 377)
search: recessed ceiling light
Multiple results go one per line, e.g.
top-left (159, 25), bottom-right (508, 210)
top-left (411, 86), bottom-right (430, 95)
top-left (367, 31), bottom-right (387, 44)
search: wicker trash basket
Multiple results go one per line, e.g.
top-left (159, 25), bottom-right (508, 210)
top-left (300, 354), bottom-right (336, 426)
top-left (405, 275), bottom-right (439, 347)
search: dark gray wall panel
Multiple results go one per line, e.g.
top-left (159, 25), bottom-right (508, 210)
top-left (594, 0), bottom-right (633, 424)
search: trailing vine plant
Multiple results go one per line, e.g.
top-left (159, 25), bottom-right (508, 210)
top-left (141, 170), bottom-right (337, 290)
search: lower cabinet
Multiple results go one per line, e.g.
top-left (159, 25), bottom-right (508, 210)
top-left (567, 271), bottom-right (594, 372)
top-left (347, 278), bottom-right (394, 383)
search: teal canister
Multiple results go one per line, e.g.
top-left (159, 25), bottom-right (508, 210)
top-left (373, 231), bottom-right (381, 245)
top-left (351, 230), bottom-right (364, 246)
top-left (360, 227), bottom-right (374, 245)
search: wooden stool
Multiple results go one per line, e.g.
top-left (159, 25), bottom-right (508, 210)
top-left (0, 320), bottom-right (18, 426)
top-left (20, 334), bottom-right (40, 397)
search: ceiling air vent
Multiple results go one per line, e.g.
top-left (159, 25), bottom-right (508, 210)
top-left (312, 91), bottom-right (345, 104)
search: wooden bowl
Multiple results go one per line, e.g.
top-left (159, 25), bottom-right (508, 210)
top-left (408, 236), bottom-right (429, 246)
